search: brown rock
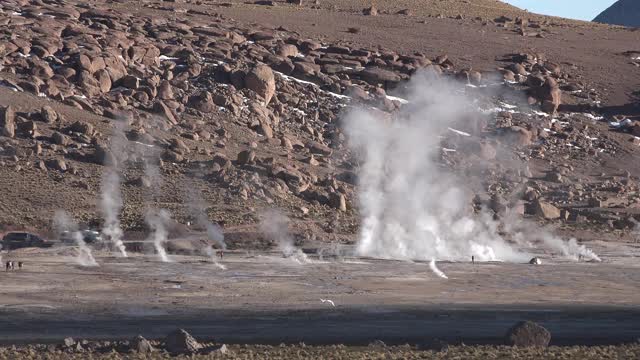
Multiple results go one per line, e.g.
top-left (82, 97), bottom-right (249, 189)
top-left (363, 5), bottom-right (378, 16)
top-left (51, 132), bottom-right (69, 146)
top-left (1, 105), bottom-right (16, 138)
top-left (121, 75), bottom-right (140, 89)
top-left (158, 80), bottom-right (174, 100)
top-left (277, 44), bottom-right (299, 58)
top-left (131, 335), bottom-right (154, 353)
top-left (237, 150), bottom-right (256, 165)
top-left (502, 126), bottom-right (532, 147)
top-left (505, 321), bottom-right (551, 347)
top-left (259, 121), bottom-right (274, 138)
top-left (245, 65), bottom-right (276, 105)
top-left (41, 106), bottom-right (58, 123)
top-left (534, 200), bottom-right (560, 220)
top-left (330, 193), bottom-right (347, 211)
top-left (95, 69), bottom-right (112, 93)
top-left (47, 158), bottom-right (67, 172)
top-left (164, 329), bottom-right (202, 355)
top-left (153, 101), bottom-right (178, 125)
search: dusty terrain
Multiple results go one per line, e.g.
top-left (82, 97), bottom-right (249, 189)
top-left (0, 0), bottom-right (640, 356)
top-left (1, 241), bottom-right (639, 346)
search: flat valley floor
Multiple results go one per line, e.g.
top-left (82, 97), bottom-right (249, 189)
top-left (1, 240), bottom-right (639, 346)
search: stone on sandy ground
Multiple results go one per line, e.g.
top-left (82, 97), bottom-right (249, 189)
top-left (164, 329), bottom-right (202, 354)
top-left (505, 321), bottom-right (551, 347)
top-left (131, 335), bottom-right (154, 353)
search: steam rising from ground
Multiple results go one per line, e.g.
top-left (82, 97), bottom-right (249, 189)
top-left (260, 210), bottom-right (308, 264)
top-left (344, 71), bottom-right (599, 267)
top-left (141, 142), bottom-right (172, 263)
top-left (100, 120), bottom-right (128, 257)
top-left (145, 209), bottom-right (172, 262)
top-left (53, 211), bottom-right (98, 267)
top-left (187, 189), bottom-right (226, 251)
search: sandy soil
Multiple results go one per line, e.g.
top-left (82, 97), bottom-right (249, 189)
top-left (2, 343), bottom-right (640, 359)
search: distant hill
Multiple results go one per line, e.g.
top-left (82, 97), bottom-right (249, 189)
top-left (593, 0), bottom-right (640, 27)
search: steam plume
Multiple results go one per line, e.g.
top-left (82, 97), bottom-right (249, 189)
top-left (260, 209), bottom-right (308, 263)
top-left (344, 70), bottom-right (599, 267)
top-left (429, 259), bottom-right (448, 279)
top-left (145, 209), bottom-right (172, 262)
top-left (186, 185), bottom-right (227, 250)
top-left (53, 210), bottom-right (98, 267)
top-left (100, 120), bottom-right (128, 257)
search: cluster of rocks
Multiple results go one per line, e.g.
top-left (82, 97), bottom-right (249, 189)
top-left (494, 16), bottom-right (550, 37)
top-left (0, 0), bottom-right (636, 238)
top-left (51, 329), bottom-right (226, 355)
top-left (0, 0), bottom-right (479, 230)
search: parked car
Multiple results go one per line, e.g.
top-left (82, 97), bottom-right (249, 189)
top-left (2, 232), bottom-right (52, 250)
top-left (61, 230), bottom-right (102, 244)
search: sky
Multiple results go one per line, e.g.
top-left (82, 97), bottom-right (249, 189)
top-left (503, 0), bottom-right (618, 21)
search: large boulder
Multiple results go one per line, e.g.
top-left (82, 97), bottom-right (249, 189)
top-left (540, 77), bottom-right (562, 114)
top-left (534, 200), bottom-right (561, 220)
top-left (245, 65), bottom-right (276, 105)
top-left (359, 67), bottom-right (402, 86)
top-left (164, 329), bottom-right (202, 355)
top-left (505, 321), bottom-right (551, 347)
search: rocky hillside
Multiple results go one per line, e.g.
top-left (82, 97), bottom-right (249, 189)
top-left (593, 0), bottom-right (640, 27)
top-left (0, 0), bottom-right (639, 247)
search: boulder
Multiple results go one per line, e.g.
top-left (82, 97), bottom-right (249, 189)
top-left (501, 126), bottom-right (532, 147)
top-left (363, 5), bottom-right (378, 16)
top-left (164, 329), bottom-right (202, 355)
top-left (47, 158), bottom-right (67, 172)
top-left (189, 91), bottom-right (217, 113)
top-left (534, 200), bottom-right (560, 220)
top-left (51, 132), bottom-right (70, 146)
top-left (237, 150), bottom-right (256, 165)
top-left (245, 65), bottom-right (276, 105)
top-left (359, 67), bottom-right (402, 86)
top-left (131, 335), bottom-right (154, 353)
top-left (41, 106), bottom-right (59, 123)
top-left (505, 321), bottom-right (551, 347)
top-left (158, 80), bottom-right (174, 100)
top-left (153, 101), bottom-right (178, 125)
top-left (277, 44), bottom-right (299, 58)
top-left (1, 105), bottom-right (16, 138)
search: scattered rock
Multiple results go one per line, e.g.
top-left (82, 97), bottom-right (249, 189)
top-left (131, 335), bottom-right (154, 353)
top-left (505, 321), bottom-right (551, 347)
top-left (363, 5), bottom-right (378, 16)
top-left (245, 65), bottom-right (276, 105)
top-left (164, 329), bottom-right (202, 355)
top-left (534, 200), bottom-right (560, 220)
top-left (40, 106), bottom-right (59, 123)
top-left (1, 105), bottom-right (16, 138)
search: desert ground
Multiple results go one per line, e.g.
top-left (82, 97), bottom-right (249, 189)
top-left (1, 240), bottom-right (639, 346)
top-left (1, 0), bottom-right (640, 357)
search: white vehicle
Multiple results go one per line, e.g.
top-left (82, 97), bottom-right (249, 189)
top-left (61, 230), bottom-right (103, 244)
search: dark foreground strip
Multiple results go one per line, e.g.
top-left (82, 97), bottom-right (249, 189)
top-left (1, 305), bottom-right (638, 346)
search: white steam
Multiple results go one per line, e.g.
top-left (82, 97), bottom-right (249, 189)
top-left (429, 259), bottom-right (448, 279)
top-left (145, 209), bottom-right (172, 262)
top-left (260, 210), bottom-right (308, 264)
top-left (100, 120), bottom-right (128, 257)
top-left (53, 210), bottom-right (98, 267)
top-left (204, 245), bottom-right (227, 270)
top-left (344, 71), bottom-right (599, 267)
top-left (186, 186), bottom-right (227, 251)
